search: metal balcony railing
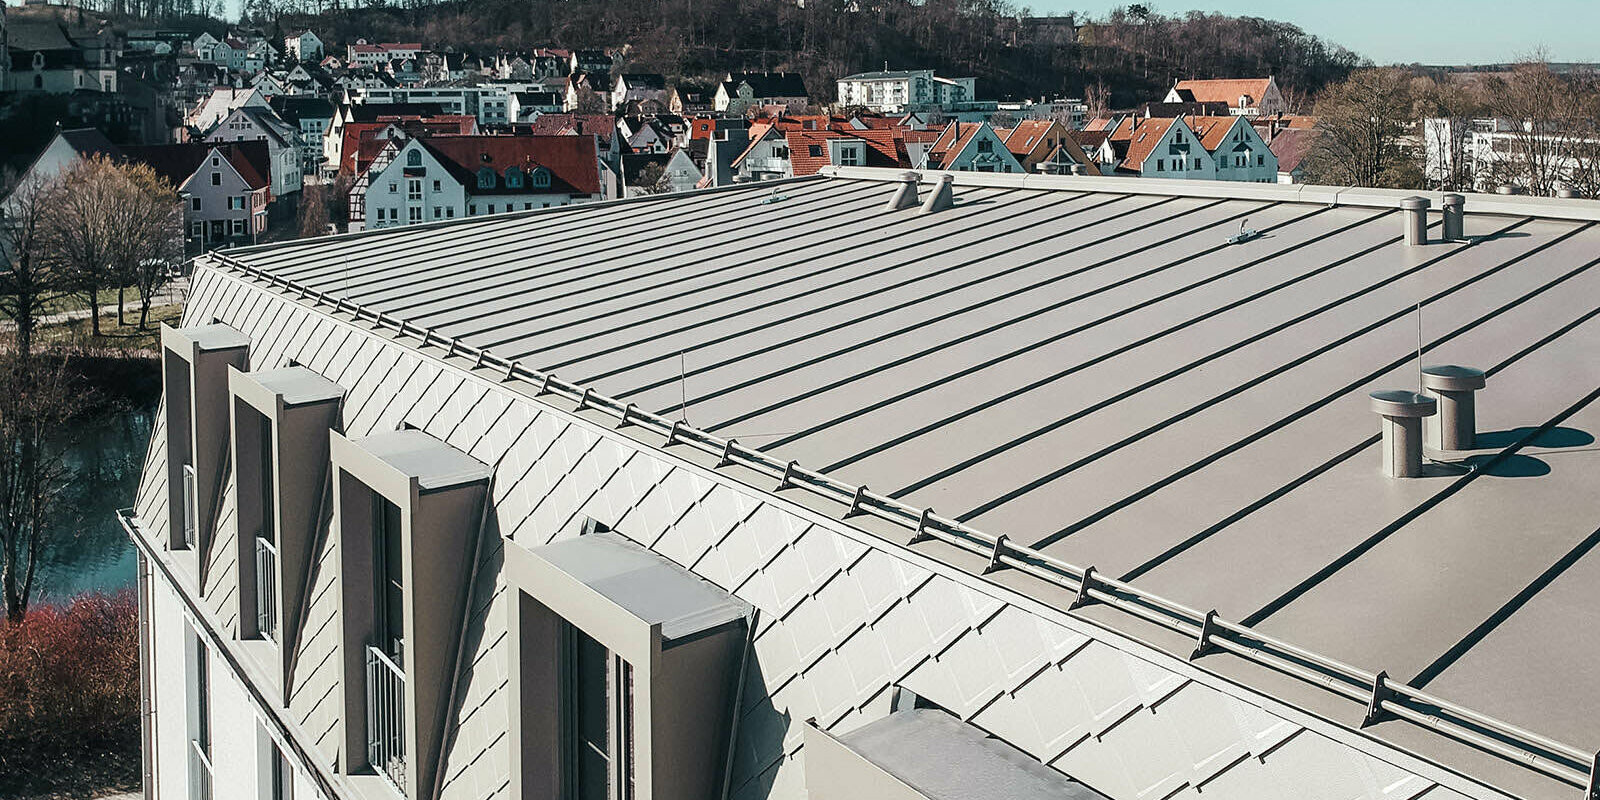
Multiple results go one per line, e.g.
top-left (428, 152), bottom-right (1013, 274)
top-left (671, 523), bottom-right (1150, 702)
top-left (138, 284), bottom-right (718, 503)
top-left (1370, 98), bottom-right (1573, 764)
top-left (365, 645), bottom-right (406, 794)
top-left (255, 536), bottom-right (278, 640)
top-left (188, 738), bottom-right (213, 800)
top-left (182, 464), bottom-right (197, 549)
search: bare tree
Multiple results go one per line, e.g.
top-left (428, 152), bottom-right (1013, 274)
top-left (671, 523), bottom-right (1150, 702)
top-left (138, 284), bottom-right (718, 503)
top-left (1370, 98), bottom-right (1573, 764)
top-left (43, 157), bottom-right (121, 338)
top-left (0, 351), bottom-right (79, 624)
top-left (1411, 73), bottom-right (1485, 192)
top-left (1479, 61), bottom-right (1595, 197)
top-left (0, 175), bottom-right (64, 365)
top-left (1303, 67), bottom-right (1420, 189)
top-left (1085, 78), bottom-right (1111, 118)
top-left (107, 163), bottom-right (184, 331)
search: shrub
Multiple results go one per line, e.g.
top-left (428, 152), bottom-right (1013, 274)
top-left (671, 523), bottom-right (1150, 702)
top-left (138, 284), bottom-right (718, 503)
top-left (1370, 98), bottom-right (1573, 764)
top-left (0, 590), bottom-right (141, 798)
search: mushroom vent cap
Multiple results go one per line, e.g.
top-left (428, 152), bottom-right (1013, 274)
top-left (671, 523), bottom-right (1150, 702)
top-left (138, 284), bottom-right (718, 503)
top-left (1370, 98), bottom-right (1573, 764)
top-left (1421, 365), bottom-right (1487, 392)
top-left (1370, 390), bottom-right (1437, 418)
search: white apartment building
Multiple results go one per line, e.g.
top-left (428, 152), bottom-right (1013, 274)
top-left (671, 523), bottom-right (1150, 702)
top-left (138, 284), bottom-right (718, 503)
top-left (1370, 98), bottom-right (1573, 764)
top-left (126, 169), bottom-right (1600, 800)
top-left (836, 69), bottom-right (976, 114)
top-left (1424, 116), bottom-right (1600, 195)
top-left (351, 86), bottom-right (512, 126)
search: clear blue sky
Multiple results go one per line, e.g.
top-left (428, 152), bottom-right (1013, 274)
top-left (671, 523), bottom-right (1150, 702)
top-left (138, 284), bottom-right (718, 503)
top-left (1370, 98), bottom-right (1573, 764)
top-left (1030, 1), bottom-right (1597, 65)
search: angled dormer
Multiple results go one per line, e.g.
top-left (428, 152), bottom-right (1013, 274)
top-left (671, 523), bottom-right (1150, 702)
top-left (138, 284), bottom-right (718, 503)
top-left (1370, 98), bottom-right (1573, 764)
top-left (330, 429), bottom-right (491, 799)
top-left (161, 323), bottom-right (251, 579)
top-left (229, 365), bottom-right (345, 698)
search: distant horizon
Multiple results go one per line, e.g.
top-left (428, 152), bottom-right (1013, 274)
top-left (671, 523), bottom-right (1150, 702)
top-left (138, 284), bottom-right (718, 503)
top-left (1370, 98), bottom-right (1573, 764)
top-left (4, 0), bottom-right (1595, 68)
top-left (1031, 1), bottom-right (1597, 66)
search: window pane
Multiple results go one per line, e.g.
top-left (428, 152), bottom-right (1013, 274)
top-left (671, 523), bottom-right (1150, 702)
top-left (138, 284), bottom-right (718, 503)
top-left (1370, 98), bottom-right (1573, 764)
top-left (258, 413), bottom-right (274, 543)
top-left (376, 497), bottom-right (404, 657)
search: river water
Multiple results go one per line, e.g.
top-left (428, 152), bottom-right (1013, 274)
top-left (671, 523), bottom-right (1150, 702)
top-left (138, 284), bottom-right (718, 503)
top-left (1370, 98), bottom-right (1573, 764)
top-left (33, 407), bottom-right (154, 601)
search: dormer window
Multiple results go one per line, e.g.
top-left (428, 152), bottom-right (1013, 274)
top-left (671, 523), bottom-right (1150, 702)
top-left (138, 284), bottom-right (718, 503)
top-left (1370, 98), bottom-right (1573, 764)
top-left (331, 430), bottom-right (490, 799)
top-left (477, 167), bottom-right (496, 189)
top-left (406, 149), bottom-right (422, 166)
top-left (530, 168), bottom-right (550, 188)
top-left (505, 166), bottom-right (524, 188)
top-left (977, 138), bottom-right (993, 153)
top-left (506, 530), bottom-right (751, 800)
top-left (161, 325), bottom-right (250, 565)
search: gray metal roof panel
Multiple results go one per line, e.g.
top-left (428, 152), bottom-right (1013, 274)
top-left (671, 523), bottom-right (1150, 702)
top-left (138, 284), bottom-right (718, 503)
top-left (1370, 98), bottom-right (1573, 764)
top-left (354, 428), bottom-right (493, 491)
top-left (249, 365), bottom-right (345, 406)
top-left (837, 709), bottom-right (1110, 800)
top-left (534, 530), bottom-right (751, 641)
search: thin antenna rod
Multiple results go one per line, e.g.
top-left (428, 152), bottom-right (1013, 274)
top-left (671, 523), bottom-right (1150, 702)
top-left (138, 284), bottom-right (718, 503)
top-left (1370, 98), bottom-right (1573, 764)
top-left (1416, 295), bottom-right (1425, 394)
top-left (679, 350), bottom-right (689, 423)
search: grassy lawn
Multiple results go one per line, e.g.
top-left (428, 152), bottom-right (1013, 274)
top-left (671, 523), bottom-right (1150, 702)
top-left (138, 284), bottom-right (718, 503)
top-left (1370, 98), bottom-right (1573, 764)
top-left (34, 303), bottom-right (182, 353)
top-left (39, 286), bottom-right (155, 317)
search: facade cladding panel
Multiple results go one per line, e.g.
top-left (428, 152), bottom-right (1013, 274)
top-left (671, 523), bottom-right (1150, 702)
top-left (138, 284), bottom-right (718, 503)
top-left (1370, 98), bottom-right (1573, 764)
top-left (126, 171), bottom-right (1600, 800)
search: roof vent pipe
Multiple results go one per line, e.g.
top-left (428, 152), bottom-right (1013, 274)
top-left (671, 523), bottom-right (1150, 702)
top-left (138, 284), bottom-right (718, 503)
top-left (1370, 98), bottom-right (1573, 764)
top-left (1401, 196), bottom-right (1430, 246)
top-left (1557, 187), bottom-right (1579, 199)
top-left (1069, 163), bottom-right (1087, 176)
top-left (919, 173), bottom-right (954, 214)
top-left (1371, 390), bottom-right (1437, 478)
top-left (1441, 193), bottom-right (1465, 241)
top-left (1496, 185), bottom-right (1520, 196)
top-left (885, 171), bottom-right (921, 211)
top-left (1421, 365), bottom-right (1486, 451)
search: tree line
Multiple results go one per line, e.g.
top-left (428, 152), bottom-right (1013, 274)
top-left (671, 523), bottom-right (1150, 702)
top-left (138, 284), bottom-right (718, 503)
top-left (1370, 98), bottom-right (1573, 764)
top-left (0, 157), bottom-right (182, 623)
top-left (1305, 60), bottom-right (1600, 196)
top-left (82, 0), bottom-right (1363, 107)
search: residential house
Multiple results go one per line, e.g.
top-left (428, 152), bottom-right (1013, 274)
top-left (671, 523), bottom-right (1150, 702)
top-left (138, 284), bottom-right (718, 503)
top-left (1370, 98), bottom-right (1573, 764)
top-left (1114, 115), bottom-right (1277, 181)
top-left (507, 91), bottom-right (563, 122)
top-left (563, 71), bottom-right (610, 112)
top-left (124, 141), bottom-right (271, 250)
top-left (357, 134), bottom-right (600, 230)
top-left (1001, 119), bottom-right (1099, 175)
top-left (7, 20), bottom-right (117, 93)
top-left (922, 120), bottom-right (1024, 172)
top-left (611, 73), bottom-right (668, 112)
top-left (188, 86), bottom-right (270, 132)
top-left (668, 83), bottom-right (715, 115)
top-left (270, 96), bottom-right (336, 175)
top-left (569, 47), bottom-right (612, 74)
top-left (204, 104), bottom-right (303, 196)
top-left (729, 121), bottom-right (789, 181)
top-left (191, 31), bottom-right (219, 61)
top-left (347, 41), bottom-right (423, 67)
top-left (716, 71), bottom-right (809, 115)
top-left (1164, 77), bottom-right (1287, 117)
top-left (283, 29), bottom-right (323, 62)
top-left (836, 69), bottom-right (976, 114)
top-left (129, 170), bottom-right (1600, 800)
top-left (8, 127), bottom-right (122, 191)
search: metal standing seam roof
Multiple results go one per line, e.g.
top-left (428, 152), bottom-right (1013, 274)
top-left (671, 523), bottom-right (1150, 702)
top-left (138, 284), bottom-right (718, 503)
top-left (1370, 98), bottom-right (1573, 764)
top-left (219, 169), bottom-right (1600, 798)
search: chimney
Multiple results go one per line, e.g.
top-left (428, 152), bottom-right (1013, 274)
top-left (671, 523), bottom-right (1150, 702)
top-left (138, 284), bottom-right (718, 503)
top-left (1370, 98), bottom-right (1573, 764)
top-left (1440, 193), bottom-right (1465, 241)
top-left (1401, 196), bottom-right (1430, 246)
top-left (1069, 163), bottom-right (1087, 176)
top-left (1421, 365), bottom-right (1486, 451)
top-left (1371, 390), bottom-right (1437, 477)
top-left (885, 171), bottom-right (921, 211)
top-left (919, 173), bottom-right (954, 214)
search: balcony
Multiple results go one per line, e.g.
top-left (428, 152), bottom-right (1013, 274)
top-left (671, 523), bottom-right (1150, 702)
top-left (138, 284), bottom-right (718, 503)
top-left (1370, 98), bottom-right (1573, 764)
top-left (188, 738), bottom-right (213, 800)
top-left (366, 645), bottom-right (406, 794)
top-left (255, 536), bottom-right (278, 640)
